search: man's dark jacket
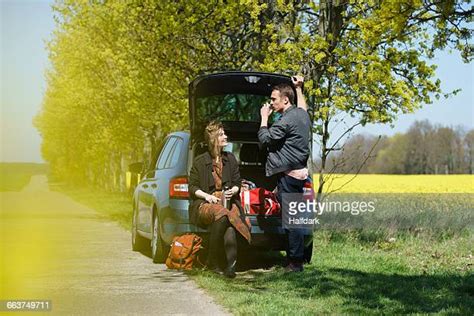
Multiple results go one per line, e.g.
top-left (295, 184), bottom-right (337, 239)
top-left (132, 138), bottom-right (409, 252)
top-left (188, 151), bottom-right (242, 228)
top-left (258, 105), bottom-right (311, 176)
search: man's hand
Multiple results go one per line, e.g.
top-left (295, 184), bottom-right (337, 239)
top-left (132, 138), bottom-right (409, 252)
top-left (260, 102), bottom-right (273, 128)
top-left (292, 75), bottom-right (308, 111)
top-left (292, 75), bottom-right (304, 89)
top-left (260, 102), bottom-right (273, 119)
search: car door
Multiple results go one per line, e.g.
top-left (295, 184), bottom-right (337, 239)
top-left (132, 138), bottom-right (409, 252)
top-left (152, 136), bottom-right (184, 212)
top-left (137, 136), bottom-right (177, 233)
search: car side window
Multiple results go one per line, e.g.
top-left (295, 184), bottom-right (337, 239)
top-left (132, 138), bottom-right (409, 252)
top-left (164, 138), bottom-right (183, 169)
top-left (148, 138), bottom-right (166, 171)
top-left (157, 137), bottom-right (177, 170)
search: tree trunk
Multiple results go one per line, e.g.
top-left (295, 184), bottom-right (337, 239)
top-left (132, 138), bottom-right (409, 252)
top-left (314, 0), bottom-right (345, 200)
top-left (317, 118), bottom-right (330, 203)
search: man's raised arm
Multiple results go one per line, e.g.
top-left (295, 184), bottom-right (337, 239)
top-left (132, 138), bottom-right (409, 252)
top-left (292, 75), bottom-right (307, 111)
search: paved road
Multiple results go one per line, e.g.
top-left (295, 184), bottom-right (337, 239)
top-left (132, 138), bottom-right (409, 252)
top-left (0, 175), bottom-right (229, 315)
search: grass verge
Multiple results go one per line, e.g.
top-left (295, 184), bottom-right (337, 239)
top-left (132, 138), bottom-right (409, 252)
top-left (190, 231), bottom-right (473, 315)
top-left (51, 184), bottom-right (132, 230)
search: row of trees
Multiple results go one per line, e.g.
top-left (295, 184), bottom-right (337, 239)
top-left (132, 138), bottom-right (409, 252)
top-left (35, 0), bottom-right (472, 192)
top-left (323, 120), bottom-right (474, 174)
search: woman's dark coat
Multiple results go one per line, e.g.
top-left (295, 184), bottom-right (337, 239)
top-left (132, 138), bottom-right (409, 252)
top-left (188, 151), bottom-right (243, 228)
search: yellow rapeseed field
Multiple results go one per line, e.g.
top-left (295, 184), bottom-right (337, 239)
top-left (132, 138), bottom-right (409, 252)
top-left (314, 174), bottom-right (474, 193)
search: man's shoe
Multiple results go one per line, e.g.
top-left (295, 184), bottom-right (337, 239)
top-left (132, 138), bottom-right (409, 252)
top-left (284, 262), bottom-right (303, 273)
top-left (224, 266), bottom-right (236, 278)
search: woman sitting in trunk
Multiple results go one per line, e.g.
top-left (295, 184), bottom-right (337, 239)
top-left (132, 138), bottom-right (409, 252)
top-left (188, 121), bottom-right (251, 278)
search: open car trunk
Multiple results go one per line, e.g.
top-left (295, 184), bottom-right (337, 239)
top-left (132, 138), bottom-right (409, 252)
top-left (188, 71), bottom-right (295, 144)
top-left (188, 72), bottom-right (295, 191)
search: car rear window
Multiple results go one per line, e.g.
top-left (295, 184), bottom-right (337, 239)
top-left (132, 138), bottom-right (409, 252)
top-left (196, 94), bottom-right (277, 124)
top-left (223, 142), bottom-right (264, 166)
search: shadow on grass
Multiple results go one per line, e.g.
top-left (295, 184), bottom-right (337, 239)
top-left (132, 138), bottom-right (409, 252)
top-left (236, 248), bottom-right (286, 271)
top-left (223, 267), bottom-right (474, 314)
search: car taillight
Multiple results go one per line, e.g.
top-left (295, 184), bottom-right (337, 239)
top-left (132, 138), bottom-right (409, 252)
top-left (169, 176), bottom-right (189, 199)
top-left (303, 179), bottom-right (315, 200)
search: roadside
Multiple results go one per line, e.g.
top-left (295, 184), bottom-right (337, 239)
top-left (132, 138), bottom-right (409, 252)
top-left (56, 180), bottom-right (474, 314)
top-left (0, 175), bottom-right (229, 315)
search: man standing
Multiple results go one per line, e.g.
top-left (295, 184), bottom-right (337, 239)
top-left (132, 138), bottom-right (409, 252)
top-left (258, 75), bottom-right (311, 272)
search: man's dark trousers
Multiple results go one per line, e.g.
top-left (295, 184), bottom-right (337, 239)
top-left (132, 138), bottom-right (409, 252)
top-left (276, 173), bottom-right (306, 262)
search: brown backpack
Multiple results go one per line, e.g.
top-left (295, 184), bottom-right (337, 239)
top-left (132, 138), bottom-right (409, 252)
top-left (165, 233), bottom-right (203, 270)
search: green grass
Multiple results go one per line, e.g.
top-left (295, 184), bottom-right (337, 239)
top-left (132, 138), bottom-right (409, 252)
top-left (0, 163), bottom-right (49, 191)
top-left (54, 183), bottom-right (474, 314)
top-left (318, 193), bottom-right (474, 240)
top-left (191, 232), bottom-right (473, 315)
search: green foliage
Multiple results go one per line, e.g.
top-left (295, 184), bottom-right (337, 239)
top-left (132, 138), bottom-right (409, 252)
top-left (35, 0), bottom-right (472, 189)
top-left (245, 0), bottom-right (472, 194)
top-left (255, 0), bottom-right (472, 123)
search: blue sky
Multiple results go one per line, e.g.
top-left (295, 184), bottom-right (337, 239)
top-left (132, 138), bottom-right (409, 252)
top-left (1, 0), bottom-right (473, 162)
top-left (1, 0), bottom-right (54, 162)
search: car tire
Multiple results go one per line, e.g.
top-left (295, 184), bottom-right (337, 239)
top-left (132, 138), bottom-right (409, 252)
top-left (151, 212), bottom-right (168, 263)
top-left (132, 206), bottom-right (148, 251)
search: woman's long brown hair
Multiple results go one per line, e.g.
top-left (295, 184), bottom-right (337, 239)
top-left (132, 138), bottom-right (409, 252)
top-left (204, 120), bottom-right (224, 159)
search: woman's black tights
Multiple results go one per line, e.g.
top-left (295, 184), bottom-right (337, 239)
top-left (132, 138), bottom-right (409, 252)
top-left (207, 216), bottom-right (237, 269)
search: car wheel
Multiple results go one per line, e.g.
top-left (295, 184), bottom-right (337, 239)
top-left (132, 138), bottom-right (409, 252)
top-left (151, 213), bottom-right (168, 263)
top-left (132, 206), bottom-right (148, 251)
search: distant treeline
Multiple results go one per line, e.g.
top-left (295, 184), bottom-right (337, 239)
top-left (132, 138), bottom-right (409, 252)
top-left (321, 120), bottom-right (474, 174)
